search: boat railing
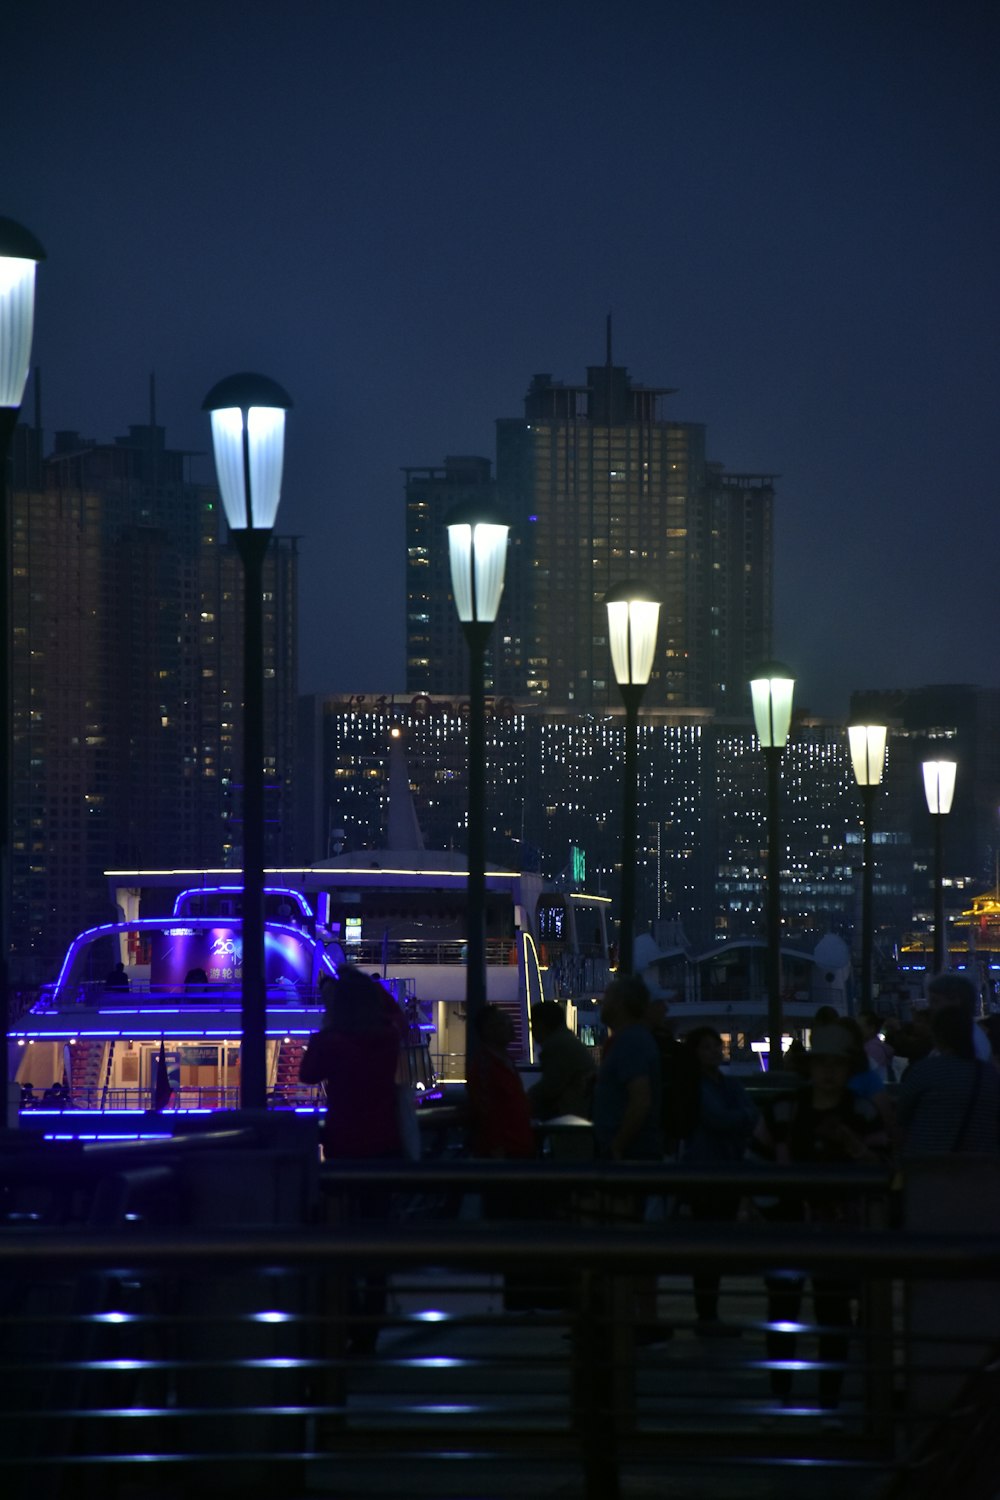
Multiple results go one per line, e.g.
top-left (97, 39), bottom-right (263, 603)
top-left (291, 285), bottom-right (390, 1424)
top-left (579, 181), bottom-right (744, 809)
top-left (431, 1048), bottom-right (467, 1082)
top-left (42, 973), bottom-right (422, 1010)
top-left (48, 980), bottom-right (328, 1009)
top-left (21, 1083), bottom-right (326, 1113)
top-left (547, 953), bottom-right (611, 998)
top-left (339, 937), bottom-right (516, 968)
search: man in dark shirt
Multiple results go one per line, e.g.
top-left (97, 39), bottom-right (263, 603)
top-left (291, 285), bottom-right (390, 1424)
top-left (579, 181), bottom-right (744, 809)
top-left (527, 1001), bottom-right (597, 1121)
top-left (593, 976), bottom-right (663, 1161)
top-left (591, 976), bottom-right (668, 1345)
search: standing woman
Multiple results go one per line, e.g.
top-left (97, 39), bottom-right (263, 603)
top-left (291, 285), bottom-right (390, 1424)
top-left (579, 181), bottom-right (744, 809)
top-left (465, 1004), bottom-right (536, 1160)
top-left (465, 1004), bottom-right (538, 1311)
top-left (300, 967), bottom-right (406, 1355)
top-left (300, 968), bottom-right (404, 1160)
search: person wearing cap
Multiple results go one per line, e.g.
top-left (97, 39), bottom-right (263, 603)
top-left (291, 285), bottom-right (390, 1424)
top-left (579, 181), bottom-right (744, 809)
top-left (753, 1024), bottom-right (887, 1411)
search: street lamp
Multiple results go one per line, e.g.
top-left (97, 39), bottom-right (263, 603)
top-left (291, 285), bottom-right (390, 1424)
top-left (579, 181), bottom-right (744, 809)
top-left (0, 217), bottom-right (45, 1129)
top-left (605, 582), bottom-right (660, 976)
top-left (204, 373), bottom-right (292, 1111)
top-left (446, 501), bottom-right (509, 1071)
top-left (922, 758), bottom-right (956, 976)
top-left (749, 662), bottom-right (795, 1068)
top-left (848, 724), bottom-right (888, 1011)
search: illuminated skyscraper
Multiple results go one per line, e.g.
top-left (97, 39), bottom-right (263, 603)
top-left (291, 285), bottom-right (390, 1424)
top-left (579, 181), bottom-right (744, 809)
top-left (299, 693), bottom-right (914, 955)
top-left (404, 456), bottom-right (495, 694)
top-left (406, 341), bottom-right (774, 709)
top-left (9, 415), bottom-right (298, 974)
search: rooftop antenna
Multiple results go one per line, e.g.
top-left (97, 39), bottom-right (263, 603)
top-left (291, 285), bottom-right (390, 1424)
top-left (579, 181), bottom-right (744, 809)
top-left (149, 370), bottom-right (158, 497)
top-left (386, 725), bottom-right (425, 851)
top-left (33, 365), bottom-right (42, 486)
top-left (605, 310), bottom-right (614, 425)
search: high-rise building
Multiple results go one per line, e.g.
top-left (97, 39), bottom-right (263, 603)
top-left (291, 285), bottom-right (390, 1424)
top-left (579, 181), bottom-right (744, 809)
top-left (298, 693), bottom-right (914, 958)
top-left (850, 684), bottom-right (1000, 925)
top-left (9, 416), bottom-right (298, 976)
top-left (404, 456), bottom-right (495, 695)
top-left (405, 343), bottom-right (774, 710)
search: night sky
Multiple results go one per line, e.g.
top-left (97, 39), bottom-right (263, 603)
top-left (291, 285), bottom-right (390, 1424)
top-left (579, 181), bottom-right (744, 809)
top-left (5, 0), bottom-right (998, 717)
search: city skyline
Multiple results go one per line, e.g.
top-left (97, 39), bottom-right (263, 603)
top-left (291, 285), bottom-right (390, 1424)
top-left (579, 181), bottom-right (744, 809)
top-left (4, 1), bottom-right (998, 718)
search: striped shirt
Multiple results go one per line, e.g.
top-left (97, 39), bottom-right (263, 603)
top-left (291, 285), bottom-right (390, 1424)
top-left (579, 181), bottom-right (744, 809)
top-left (897, 1055), bottom-right (1000, 1155)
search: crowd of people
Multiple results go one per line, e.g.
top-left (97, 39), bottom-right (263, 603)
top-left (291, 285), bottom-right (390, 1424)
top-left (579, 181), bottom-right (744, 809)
top-left (470, 968), bottom-right (999, 1403)
top-left (491, 970), bottom-right (1000, 1172)
top-left (298, 963), bottom-right (999, 1372)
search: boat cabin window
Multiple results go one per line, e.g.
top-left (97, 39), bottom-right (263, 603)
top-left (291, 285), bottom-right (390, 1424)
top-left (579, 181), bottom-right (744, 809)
top-left (172, 887), bottom-right (314, 931)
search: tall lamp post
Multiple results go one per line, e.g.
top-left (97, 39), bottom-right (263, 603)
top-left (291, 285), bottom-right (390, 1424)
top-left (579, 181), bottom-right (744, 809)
top-left (848, 724), bottom-right (887, 1011)
top-left (445, 501), bottom-right (509, 1072)
top-left (0, 218), bottom-right (44, 1129)
top-left (749, 663), bottom-right (795, 1068)
top-left (204, 373), bottom-right (292, 1110)
top-left (605, 582), bottom-right (660, 976)
top-left (922, 758), bottom-right (956, 977)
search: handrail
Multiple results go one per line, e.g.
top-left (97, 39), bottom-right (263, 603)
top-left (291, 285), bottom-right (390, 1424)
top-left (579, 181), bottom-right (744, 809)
top-left (317, 1158), bottom-right (894, 1193)
top-left (0, 1221), bottom-right (997, 1276)
top-left (0, 1158), bottom-right (995, 1497)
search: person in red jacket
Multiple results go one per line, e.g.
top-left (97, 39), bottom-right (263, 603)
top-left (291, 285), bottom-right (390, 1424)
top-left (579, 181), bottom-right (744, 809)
top-left (465, 1004), bottom-right (539, 1311)
top-left (465, 1004), bottom-right (535, 1159)
top-left (300, 968), bottom-right (404, 1161)
top-left (299, 967), bottom-right (406, 1355)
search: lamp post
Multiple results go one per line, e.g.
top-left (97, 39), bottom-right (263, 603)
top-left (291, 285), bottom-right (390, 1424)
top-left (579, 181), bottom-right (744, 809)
top-left (922, 759), bottom-right (956, 976)
top-left (749, 663), bottom-right (795, 1068)
top-left (0, 217), bottom-right (44, 1129)
top-left (446, 501), bottom-right (509, 1072)
top-left (604, 582), bottom-right (660, 976)
top-left (848, 724), bottom-right (888, 1011)
top-left (204, 373), bottom-right (292, 1110)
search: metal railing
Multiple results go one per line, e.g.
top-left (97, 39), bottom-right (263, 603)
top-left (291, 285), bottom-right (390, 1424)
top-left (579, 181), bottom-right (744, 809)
top-left (35, 979), bottom-right (329, 1008)
top-left (336, 937), bottom-right (515, 968)
top-left (19, 1084), bottom-right (324, 1113)
top-left (1, 1153), bottom-right (998, 1498)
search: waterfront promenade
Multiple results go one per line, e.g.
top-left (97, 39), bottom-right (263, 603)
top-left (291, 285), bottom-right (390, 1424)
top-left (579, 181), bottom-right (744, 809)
top-left (1, 1123), bottom-right (998, 1498)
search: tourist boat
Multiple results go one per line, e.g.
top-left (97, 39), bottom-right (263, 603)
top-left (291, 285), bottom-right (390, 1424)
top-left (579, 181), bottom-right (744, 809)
top-left (8, 883), bottom-right (432, 1131)
top-left (11, 857), bottom-right (612, 1126)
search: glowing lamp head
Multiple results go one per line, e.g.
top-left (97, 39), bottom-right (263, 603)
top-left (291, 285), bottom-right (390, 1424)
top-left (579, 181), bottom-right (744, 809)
top-left (923, 759), bottom-right (956, 816)
top-left (603, 581), bottom-right (661, 688)
top-left (749, 662), bottom-right (795, 750)
top-left (445, 500), bottom-right (509, 625)
top-left (848, 725), bottom-right (888, 787)
top-left (0, 217), bottom-right (46, 410)
top-left (203, 373), bottom-right (292, 531)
